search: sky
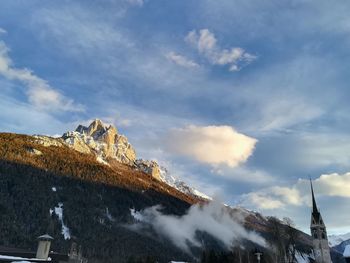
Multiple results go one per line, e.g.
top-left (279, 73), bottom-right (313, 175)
top-left (0, 0), bottom-right (350, 235)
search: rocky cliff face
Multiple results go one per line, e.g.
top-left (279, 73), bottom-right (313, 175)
top-left (35, 119), bottom-right (160, 180)
top-left (135, 159), bottom-right (161, 181)
top-left (63, 119), bottom-right (137, 166)
top-left (34, 119), bottom-right (211, 200)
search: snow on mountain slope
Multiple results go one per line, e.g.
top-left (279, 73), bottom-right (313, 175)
top-left (158, 166), bottom-right (212, 201)
top-left (329, 232), bottom-right (350, 247)
top-left (295, 251), bottom-right (314, 263)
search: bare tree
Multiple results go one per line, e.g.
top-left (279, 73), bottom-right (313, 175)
top-left (268, 216), bottom-right (286, 262)
top-left (283, 217), bottom-right (299, 263)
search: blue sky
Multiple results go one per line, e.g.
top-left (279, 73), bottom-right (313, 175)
top-left (1, 0), bottom-right (350, 235)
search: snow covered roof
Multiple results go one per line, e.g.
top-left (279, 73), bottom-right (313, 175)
top-left (344, 245), bottom-right (350, 257)
top-left (0, 254), bottom-right (49, 261)
top-left (37, 234), bottom-right (53, 241)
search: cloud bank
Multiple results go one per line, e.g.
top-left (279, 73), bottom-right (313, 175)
top-left (185, 29), bottom-right (256, 71)
top-left (130, 200), bottom-right (267, 252)
top-left (166, 125), bottom-right (257, 167)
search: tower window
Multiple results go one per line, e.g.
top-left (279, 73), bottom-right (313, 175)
top-left (313, 232), bottom-right (318, 239)
top-left (322, 233), bottom-right (326, 239)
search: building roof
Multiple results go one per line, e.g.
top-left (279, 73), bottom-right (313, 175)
top-left (310, 179), bottom-right (321, 223)
top-left (0, 254), bottom-right (50, 262)
top-left (0, 247), bottom-right (68, 263)
top-left (310, 179), bottom-right (318, 213)
top-left (37, 235), bottom-right (53, 241)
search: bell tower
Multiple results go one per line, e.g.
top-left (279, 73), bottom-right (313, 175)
top-left (310, 179), bottom-right (332, 263)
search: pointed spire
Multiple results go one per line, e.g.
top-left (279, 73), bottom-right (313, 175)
top-left (310, 178), bottom-right (318, 214)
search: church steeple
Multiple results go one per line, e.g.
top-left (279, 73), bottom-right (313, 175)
top-left (309, 178), bottom-right (332, 263)
top-left (310, 178), bottom-right (318, 214)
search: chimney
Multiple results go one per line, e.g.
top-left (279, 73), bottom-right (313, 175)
top-left (36, 234), bottom-right (54, 260)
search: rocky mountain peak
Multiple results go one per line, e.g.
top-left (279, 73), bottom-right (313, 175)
top-left (34, 118), bottom-right (212, 200)
top-left (76, 119), bottom-right (118, 140)
top-left (62, 119), bottom-right (136, 165)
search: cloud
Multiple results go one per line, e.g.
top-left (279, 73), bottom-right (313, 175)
top-left (130, 200), bottom-right (267, 252)
top-left (314, 172), bottom-right (350, 197)
top-left (0, 41), bottom-right (83, 112)
top-left (185, 29), bottom-right (256, 71)
top-left (243, 186), bottom-right (302, 210)
top-left (166, 125), bottom-right (257, 167)
top-left (256, 98), bottom-right (323, 133)
top-left (126, 0), bottom-right (144, 7)
top-left (165, 52), bottom-right (199, 69)
top-left (212, 166), bottom-right (275, 184)
top-left (0, 28), bottom-right (6, 34)
top-left (0, 93), bottom-right (73, 135)
top-left (242, 172), bottom-right (350, 211)
top-left (243, 192), bottom-right (285, 210)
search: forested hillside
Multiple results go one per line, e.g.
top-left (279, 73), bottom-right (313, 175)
top-left (0, 133), bottom-right (345, 263)
top-left (0, 133), bottom-right (195, 262)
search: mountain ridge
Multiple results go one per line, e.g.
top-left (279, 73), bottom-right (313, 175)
top-left (35, 119), bottom-right (211, 201)
top-left (0, 124), bottom-right (345, 263)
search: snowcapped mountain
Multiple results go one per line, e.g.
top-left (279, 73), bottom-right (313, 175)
top-left (158, 166), bottom-right (212, 200)
top-left (329, 232), bottom-right (350, 258)
top-left (329, 233), bottom-right (350, 247)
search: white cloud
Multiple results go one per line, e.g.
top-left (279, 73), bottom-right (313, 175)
top-left (244, 192), bottom-right (285, 209)
top-left (313, 172), bottom-right (350, 197)
top-left (185, 29), bottom-right (256, 71)
top-left (243, 186), bottom-right (303, 210)
top-left (165, 52), bottom-right (199, 68)
top-left (0, 41), bottom-right (83, 112)
top-left (0, 93), bottom-right (73, 135)
top-left (242, 172), bottom-right (350, 211)
top-left (0, 28), bottom-right (6, 34)
top-left (166, 125), bottom-right (257, 167)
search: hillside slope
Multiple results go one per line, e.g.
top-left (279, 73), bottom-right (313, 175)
top-left (0, 132), bottom-right (197, 262)
top-left (0, 132), bottom-right (344, 263)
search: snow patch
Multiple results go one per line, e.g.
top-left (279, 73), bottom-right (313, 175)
top-left (344, 245), bottom-right (350, 257)
top-left (106, 207), bottom-right (114, 221)
top-left (27, 147), bottom-right (42, 155)
top-left (158, 167), bottom-right (212, 200)
top-left (53, 203), bottom-right (71, 240)
top-left (96, 156), bottom-right (110, 166)
top-left (130, 208), bottom-right (144, 221)
top-left (295, 252), bottom-right (310, 263)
